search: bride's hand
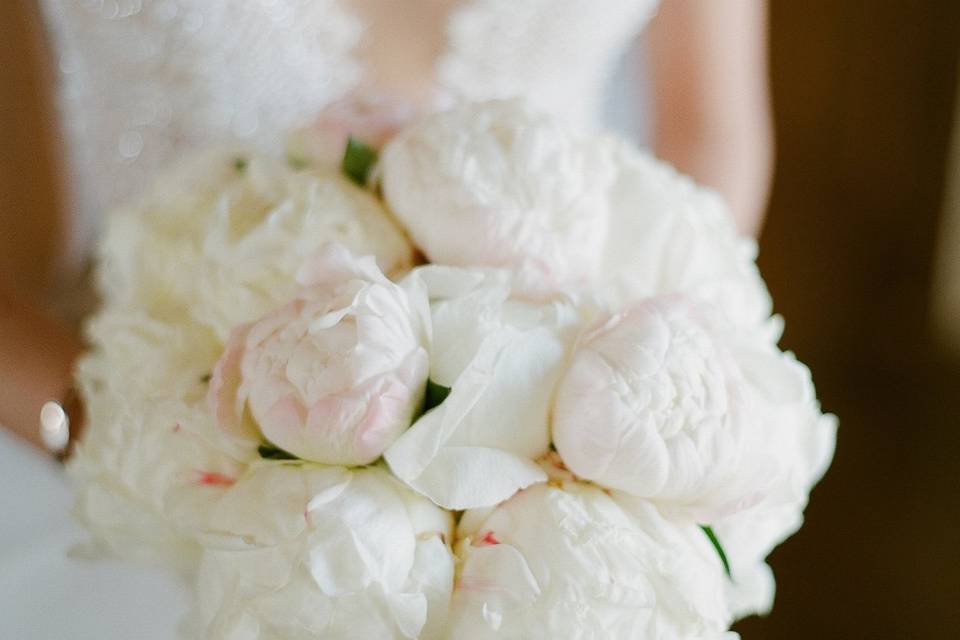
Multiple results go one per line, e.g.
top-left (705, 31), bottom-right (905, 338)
top-left (0, 275), bottom-right (83, 455)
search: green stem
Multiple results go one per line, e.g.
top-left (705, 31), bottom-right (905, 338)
top-left (341, 137), bottom-right (378, 187)
top-left (700, 525), bottom-right (732, 579)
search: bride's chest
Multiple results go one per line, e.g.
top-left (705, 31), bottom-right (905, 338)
top-left (43, 0), bottom-right (657, 110)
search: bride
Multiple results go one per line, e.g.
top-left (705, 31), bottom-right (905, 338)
top-left (0, 1), bottom-right (772, 637)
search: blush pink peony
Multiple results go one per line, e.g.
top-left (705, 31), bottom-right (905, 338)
top-left (208, 244), bottom-right (429, 465)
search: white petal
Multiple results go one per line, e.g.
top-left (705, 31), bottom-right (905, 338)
top-left (386, 320), bottom-right (570, 509)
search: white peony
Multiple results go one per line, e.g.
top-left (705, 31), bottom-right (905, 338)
top-left (552, 297), bottom-right (774, 523)
top-left (73, 308), bottom-right (250, 571)
top-left (194, 463), bottom-right (454, 640)
top-left (380, 100), bottom-right (614, 293)
top-left (69, 388), bottom-right (248, 575)
top-left (711, 347), bottom-right (837, 618)
top-left (97, 150), bottom-right (413, 340)
top-left (599, 141), bottom-right (772, 330)
top-left (81, 309), bottom-right (222, 403)
top-left (209, 245), bottom-right (430, 465)
top-left (385, 265), bottom-right (581, 509)
top-left (446, 460), bottom-right (735, 640)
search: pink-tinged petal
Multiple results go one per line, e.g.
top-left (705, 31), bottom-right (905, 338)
top-left (296, 92), bottom-right (417, 165)
top-left (208, 322), bottom-right (253, 433)
top-left (260, 393), bottom-right (309, 443)
top-left (296, 243), bottom-right (388, 289)
top-left (475, 531), bottom-right (500, 547)
top-left (213, 246), bottom-right (428, 464)
top-left (352, 376), bottom-right (417, 459)
top-left (192, 471), bottom-right (237, 487)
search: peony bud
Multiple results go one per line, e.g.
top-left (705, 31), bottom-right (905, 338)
top-left (208, 245), bottom-right (429, 465)
top-left (380, 100), bottom-right (613, 294)
top-left (287, 92), bottom-right (418, 169)
top-left (552, 297), bottom-right (770, 522)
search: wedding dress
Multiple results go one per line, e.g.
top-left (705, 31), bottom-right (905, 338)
top-left (2, 1), bottom-right (658, 637)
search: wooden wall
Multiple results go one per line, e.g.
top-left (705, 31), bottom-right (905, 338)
top-left (0, 0), bottom-right (61, 294)
top-left (735, 2), bottom-right (960, 638)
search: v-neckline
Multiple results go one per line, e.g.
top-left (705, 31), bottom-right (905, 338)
top-left (338, 0), bottom-right (477, 109)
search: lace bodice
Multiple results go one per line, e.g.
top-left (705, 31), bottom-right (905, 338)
top-left (38, 0), bottom-right (658, 267)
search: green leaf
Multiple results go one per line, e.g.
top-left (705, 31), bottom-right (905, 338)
top-left (700, 525), bottom-right (732, 579)
top-left (233, 156), bottom-right (248, 174)
top-left (258, 444), bottom-right (297, 460)
top-left (421, 380), bottom-right (452, 415)
top-left (341, 136), bottom-right (378, 186)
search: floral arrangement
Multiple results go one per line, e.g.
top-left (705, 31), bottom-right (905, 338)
top-left (72, 100), bottom-right (835, 639)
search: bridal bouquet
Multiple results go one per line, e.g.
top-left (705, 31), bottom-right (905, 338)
top-left (72, 100), bottom-right (835, 639)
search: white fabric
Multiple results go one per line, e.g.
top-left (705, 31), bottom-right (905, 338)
top-left (0, 430), bottom-right (188, 639)
top-left (3, 2), bottom-right (659, 637)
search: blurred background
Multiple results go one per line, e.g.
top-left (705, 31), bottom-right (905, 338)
top-left (2, 2), bottom-right (959, 639)
top-left (740, 2), bottom-right (960, 637)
